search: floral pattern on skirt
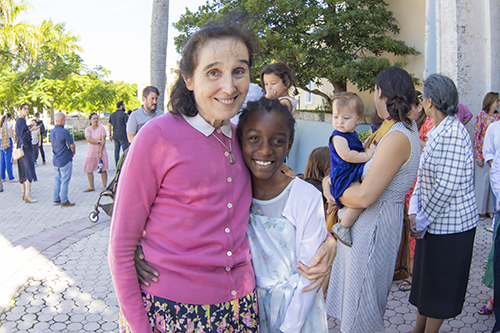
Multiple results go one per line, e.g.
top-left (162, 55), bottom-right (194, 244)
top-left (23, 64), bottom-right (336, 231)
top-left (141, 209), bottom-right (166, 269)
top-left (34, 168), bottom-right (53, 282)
top-left (120, 291), bottom-right (259, 333)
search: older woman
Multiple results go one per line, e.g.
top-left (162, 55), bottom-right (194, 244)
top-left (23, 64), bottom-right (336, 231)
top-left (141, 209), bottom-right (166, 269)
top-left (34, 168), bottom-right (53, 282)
top-left (474, 92), bottom-right (500, 219)
top-left (109, 22), bottom-right (335, 333)
top-left (83, 112), bottom-right (108, 192)
top-left (324, 66), bottom-right (420, 332)
top-left (408, 74), bottom-right (478, 333)
top-left (16, 103), bottom-right (37, 203)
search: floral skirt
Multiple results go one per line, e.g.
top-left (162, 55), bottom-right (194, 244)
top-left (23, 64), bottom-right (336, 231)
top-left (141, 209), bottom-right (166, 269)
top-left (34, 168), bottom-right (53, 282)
top-left (120, 291), bottom-right (259, 333)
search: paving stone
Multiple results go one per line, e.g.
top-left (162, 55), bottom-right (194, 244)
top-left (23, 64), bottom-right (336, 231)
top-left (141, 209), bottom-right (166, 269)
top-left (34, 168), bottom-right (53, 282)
top-left (32, 321), bottom-right (51, 331)
top-left (50, 322), bottom-right (66, 331)
top-left (66, 322), bottom-right (83, 331)
top-left (84, 321), bottom-right (101, 331)
top-left (398, 322), bottom-right (418, 333)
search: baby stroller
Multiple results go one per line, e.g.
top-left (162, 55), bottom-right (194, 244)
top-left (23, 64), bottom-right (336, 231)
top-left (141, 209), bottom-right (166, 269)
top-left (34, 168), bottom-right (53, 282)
top-left (88, 149), bottom-right (128, 222)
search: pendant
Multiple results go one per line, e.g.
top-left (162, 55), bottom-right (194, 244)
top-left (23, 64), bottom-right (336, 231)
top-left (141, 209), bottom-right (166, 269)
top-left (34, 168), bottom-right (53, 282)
top-left (230, 153), bottom-right (236, 164)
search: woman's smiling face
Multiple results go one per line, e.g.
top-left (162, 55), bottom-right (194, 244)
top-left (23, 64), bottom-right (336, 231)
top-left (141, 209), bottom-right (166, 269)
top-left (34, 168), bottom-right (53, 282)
top-left (183, 37), bottom-right (250, 128)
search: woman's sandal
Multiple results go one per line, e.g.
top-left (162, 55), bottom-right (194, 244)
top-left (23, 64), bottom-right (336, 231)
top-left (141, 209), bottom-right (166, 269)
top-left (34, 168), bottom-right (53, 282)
top-left (83, 187), bottom-right (95, 193)
top-left (478, 298), bottom-right (494, 315)
top-left (399, 279), bottom-right (412, 291)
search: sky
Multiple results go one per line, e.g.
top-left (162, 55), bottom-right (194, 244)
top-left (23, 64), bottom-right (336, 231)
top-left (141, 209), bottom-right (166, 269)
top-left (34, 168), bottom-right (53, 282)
top-left (18, 0), bottom-right (207, 85)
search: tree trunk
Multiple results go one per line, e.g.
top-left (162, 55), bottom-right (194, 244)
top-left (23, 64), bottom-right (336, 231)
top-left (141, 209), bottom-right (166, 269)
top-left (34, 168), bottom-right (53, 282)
top-left (50, 100), bottom-right (55, 125)
top-left (150, 0), bottom-right (169, 111)
top-left (332, 80), bottom-right (347, 94)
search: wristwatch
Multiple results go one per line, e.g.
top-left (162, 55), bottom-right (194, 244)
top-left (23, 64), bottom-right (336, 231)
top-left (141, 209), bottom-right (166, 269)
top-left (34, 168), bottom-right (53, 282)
top-left (98, 140), bottom-right (101, 145)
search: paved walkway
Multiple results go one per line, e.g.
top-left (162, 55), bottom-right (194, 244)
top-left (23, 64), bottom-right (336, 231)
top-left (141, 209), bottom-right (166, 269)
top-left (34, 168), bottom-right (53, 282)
top-left (0, 140), bottom-right (497, 332)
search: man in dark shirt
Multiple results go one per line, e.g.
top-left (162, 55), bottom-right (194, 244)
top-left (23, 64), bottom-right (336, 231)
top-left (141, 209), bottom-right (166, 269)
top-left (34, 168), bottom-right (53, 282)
top-left (108, 101), bottom-right (129, 166)
top-left (34, 112), bottom-right (46, 165)
top-left (51, 112), bottom-right (75, 207)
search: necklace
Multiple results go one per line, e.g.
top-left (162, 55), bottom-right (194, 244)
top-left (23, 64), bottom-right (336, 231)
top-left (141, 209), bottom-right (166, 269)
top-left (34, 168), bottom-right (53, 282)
top-left (212, 133), bottom-right (235, 164)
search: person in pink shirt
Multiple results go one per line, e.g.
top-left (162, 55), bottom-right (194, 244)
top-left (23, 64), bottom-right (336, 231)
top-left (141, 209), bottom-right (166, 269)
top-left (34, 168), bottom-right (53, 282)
top-left (108, 21), bottom-right (336, 333)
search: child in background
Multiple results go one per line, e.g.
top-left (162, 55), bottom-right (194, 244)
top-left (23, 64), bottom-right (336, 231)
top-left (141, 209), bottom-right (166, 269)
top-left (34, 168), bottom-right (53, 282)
top-left (237, 97), bottom-right (328, 333)
top-left (329, 92), bottom-right (375, 247)
top-left (304, 146), bottom-right (330, 180)
top-left (261, 62), bottom-right (299, 115)
top-left (30, 119), bottom-right (41, 166)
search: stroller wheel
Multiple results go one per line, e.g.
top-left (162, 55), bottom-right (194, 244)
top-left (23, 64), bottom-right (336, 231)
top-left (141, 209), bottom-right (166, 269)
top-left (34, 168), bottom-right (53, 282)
top-left (89, 211), bottom-right (99, 223)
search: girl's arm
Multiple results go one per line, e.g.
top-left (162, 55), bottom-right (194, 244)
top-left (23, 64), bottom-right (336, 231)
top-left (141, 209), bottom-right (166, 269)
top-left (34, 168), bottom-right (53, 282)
top-left (474, 115), bottom-right (483, 165)
top-left (333, 135), bottom-right (375, 164)
top-left (340, 130), bottom-right (411, 209)
top-left (280, 183), bottom-right (328, 333)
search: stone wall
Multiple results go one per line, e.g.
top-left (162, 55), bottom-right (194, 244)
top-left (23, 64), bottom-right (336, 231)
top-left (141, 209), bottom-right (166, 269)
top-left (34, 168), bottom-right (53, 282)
top-left (64, 117), bottom-right (109, 131)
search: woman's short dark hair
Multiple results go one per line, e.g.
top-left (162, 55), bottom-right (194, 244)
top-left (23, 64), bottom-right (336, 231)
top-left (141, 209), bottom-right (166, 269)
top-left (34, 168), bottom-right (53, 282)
top-left (423, 74), bottom-right (459, 116)
top-left (169, 21), bottom-right (255, 118)
top-left (20, 103), bottom-right (30, 110)
top-left (237, 97), bottom-right (295, 145)
top-left (89, 112), bottom-right (98, 125)
top-left (375, 66), bottom-right (415, 129)
top-left (482, 92), bottom-right (500, 113)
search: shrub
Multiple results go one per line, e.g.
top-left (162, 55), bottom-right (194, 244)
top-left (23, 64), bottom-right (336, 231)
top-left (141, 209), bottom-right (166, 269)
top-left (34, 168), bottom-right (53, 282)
top-left (73, 130), bottom-right (86, 141)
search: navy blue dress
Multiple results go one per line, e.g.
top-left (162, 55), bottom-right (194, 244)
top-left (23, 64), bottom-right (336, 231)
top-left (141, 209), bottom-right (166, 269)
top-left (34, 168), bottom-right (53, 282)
top-left (329, 130), bottom-right (364, 208)
top-left (16, 117), bottom-right (37, 183)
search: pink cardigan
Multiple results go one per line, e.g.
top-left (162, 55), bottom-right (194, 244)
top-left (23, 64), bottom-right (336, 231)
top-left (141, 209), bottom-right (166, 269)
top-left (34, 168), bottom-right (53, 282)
top-left (109, 113), bottom-right (255, 332)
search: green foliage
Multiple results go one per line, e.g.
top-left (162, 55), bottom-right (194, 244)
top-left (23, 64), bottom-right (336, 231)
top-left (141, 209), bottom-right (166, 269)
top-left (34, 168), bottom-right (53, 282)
top-left (0, 0), bottom-right (141, 118)
top-left (72, 129), bottom-right (85, 141)
top-left (358, 130), bottom-right (371, 143)
top-left (173, 0), bottom-right (420, 104)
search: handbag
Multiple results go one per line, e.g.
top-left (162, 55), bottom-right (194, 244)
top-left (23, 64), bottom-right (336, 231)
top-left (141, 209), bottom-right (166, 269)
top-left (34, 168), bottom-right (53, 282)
top-left (13, 146), bottom-right (24, 160)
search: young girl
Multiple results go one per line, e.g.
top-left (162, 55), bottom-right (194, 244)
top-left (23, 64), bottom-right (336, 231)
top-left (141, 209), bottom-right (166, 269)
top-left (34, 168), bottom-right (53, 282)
top-left (261, 62), bottom-right (299, 115)
top-left (329, 92), bottom-right (375, 246)
top-left (237, 97), bottom-right (328, 333)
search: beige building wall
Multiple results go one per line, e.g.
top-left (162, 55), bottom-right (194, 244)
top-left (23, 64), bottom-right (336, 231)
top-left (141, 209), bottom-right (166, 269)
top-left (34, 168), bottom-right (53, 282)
top-left (297, 1), bottom-right (426, 122)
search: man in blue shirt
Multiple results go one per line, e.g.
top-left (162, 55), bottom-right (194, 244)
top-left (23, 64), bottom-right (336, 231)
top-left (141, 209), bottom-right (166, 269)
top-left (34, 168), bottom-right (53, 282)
top-left (51, 112), bottom-right (76, 207)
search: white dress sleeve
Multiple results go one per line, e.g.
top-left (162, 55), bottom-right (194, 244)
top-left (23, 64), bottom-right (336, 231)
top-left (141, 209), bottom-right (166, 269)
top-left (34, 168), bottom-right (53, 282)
top-left (280, 179), bottom-right (328, 333)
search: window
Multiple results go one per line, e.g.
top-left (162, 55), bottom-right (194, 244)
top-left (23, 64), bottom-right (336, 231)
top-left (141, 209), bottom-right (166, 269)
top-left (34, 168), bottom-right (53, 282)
top-left (305, 82), bottom-right (314, 104)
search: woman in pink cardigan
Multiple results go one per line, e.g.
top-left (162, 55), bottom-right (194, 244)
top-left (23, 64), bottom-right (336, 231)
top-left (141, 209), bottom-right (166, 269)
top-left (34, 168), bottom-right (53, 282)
top-left (108, 21), bottom-right (336, 333)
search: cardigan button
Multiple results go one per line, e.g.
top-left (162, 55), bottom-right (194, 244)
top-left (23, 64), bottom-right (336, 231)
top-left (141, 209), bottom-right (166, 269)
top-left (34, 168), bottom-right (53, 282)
top-left (231, 290), bottom-right (236, 296)
top-left (225, 228), bottom-right (230, 233)
top-left (227, 251), bottom-right (232, 256)
top-left (224, 152), bottom-right (229, 157)
top-left (226, 267), bottom-right (231, 271)
top-left (227, 203), bottom-right (233, 208)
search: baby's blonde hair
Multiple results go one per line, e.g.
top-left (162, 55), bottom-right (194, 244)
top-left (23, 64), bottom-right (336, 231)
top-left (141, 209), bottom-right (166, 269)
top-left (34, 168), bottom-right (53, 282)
top-left (332, 92), bottom-right (364, 118)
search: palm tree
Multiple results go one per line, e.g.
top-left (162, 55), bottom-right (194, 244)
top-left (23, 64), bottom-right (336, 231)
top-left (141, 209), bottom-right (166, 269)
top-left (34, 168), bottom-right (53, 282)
top-left (150, 0), bottom-right (169, 110)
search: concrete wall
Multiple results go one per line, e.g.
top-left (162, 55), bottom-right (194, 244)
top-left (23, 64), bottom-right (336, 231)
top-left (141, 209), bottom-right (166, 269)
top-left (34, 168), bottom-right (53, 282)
top-left (64, 117), bottom-right (109, 131)
top-left (288, 113), bottom-right (370, 174)
top-left (425, 0), bottom-right (500, 134)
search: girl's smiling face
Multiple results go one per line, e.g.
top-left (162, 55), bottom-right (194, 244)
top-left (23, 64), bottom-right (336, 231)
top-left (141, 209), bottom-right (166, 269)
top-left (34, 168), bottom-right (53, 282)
top-left (241, 110), bottom-right (293, 182)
